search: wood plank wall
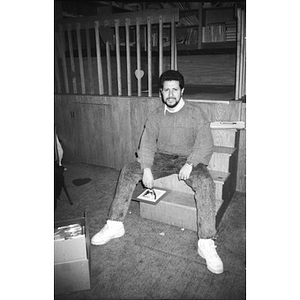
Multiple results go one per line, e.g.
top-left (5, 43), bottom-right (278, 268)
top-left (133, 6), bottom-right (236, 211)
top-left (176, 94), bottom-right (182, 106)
top-left (55, 95), bottom-right (245, 192)
top-left (236, 102), bottom-right (246, 192)
top-left (166, 54), bottom-right (236, 86)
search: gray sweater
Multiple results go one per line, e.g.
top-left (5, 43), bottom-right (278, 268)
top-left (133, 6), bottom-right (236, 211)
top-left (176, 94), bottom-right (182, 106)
top-left (137, 101), bottom-right (214, 170)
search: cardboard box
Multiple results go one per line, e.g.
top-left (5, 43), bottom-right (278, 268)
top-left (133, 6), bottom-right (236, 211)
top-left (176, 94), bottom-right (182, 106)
top-left (54, 215), bottom-right (91, 295)
top-left (55, 235), bottom-right (87, 263)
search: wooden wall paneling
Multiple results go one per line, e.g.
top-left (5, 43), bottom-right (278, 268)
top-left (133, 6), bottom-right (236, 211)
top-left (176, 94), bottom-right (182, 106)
top-left (76, 23), bottom-right (86, 94)
top-left (85, 24), bottom-right (94, 94)
top-left (130, 97), bottom-right (163, 154)
top-left (147, 16), bottom-right (152, 97)
top-left (77, 102), bottom-right (115, 168)
top-left (55, 95), bottom-right (129, 168)
top-left (58, 26), bottom-right (69, 93)
top-left (73, 103), bottom-right (90, 164)
top-left (237, 128), bottom-right (246, 192)
top-left (177, 55), bottom-right (236, 86)
top-left (110, 98), bottom-right (134, 169)
top-left (54, 97), bottom-right (79, 162)
top-left (67, 24), bottom-right (77, 94)
top-left (125, 18), bottom-right (132, 96)
top-left (115, 19), bottom-right (122, 96)
top-left (236, 102), bottom-right (246, 192)
top-left (186, 100), bottom-right (241, 122)
top-left (94, 21), bottom-right (104, 95)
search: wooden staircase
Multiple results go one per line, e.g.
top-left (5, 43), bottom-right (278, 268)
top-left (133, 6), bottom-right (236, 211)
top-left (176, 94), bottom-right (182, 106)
top-left (134, 127), bottom-right (239, 230)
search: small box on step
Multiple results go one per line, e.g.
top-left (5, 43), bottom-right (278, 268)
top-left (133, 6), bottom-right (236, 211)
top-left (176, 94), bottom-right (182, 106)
top-left (54, 214), bottom-right (91, 295)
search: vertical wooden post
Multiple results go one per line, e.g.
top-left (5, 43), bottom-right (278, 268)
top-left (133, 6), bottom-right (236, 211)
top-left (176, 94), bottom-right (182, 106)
top-left (58, 25), bottom-right (69, 93)
top-left (67, 24), bottom-right (77, 94)
top-left (197, 5), bottom-right (203, 49)
top-left (104, 21), bottom-right (112, 96)
top-left (174, 35), bottom-right (177, 70)
top-left (147, 16), bottom-right (152, 97)
top-left (136, 17), bottom-right (142, 96)
top-left (159, 15), bottom-right (163, 77)
top-left (241, 10), bottom-right (246, 97)
top-left (106, 40), bottom-right (112, 95)
top-left (144, 27), bottom-right (147, 51)
top-left (235, 8), bottom-right (241, 100)
top-left (54, 36), bottom-right (62, 94)
top-left (115, 19), bottom-right (122, 96)
top-left (104, 20), bottom-right (112, 95)
top-left (94, 21), bottom-right (104, 95)
top-left (125, 18), bottom-right (132, 96)
top-left (85, 24), bottom-right (94, 94)
top-left (239, 10), bottom-right (245, 99)
top-left (171, 15), bottom-right (175, 70)
top-left (76, 23), bottom-right (86, 94)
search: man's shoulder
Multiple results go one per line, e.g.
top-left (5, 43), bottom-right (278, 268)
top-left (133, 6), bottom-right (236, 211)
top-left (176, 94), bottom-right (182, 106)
top-left (184, 101), bottom-right (209, 119)
top-left (148, 105), bottom-right (164, 117)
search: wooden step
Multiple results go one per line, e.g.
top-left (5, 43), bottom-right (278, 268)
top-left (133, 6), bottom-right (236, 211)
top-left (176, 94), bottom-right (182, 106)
top-left (208, 146), bottom-right (236, 173)
top-left (211, 128), bottom-right (237, 148)
top-left (139, 190), bottom-right (224, 232)
top-left (132, 171), bottom-right (233, 231)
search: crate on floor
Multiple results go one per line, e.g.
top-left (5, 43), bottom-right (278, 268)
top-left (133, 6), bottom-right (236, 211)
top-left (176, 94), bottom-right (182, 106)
top-left (54, 214), bottom-right (91, 295)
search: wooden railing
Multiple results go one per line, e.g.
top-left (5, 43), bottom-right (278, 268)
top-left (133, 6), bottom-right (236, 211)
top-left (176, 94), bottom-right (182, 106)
top-left (55, 8), bottom-right (179, 97)
top-left (235, 8), bottom-right (246, 100)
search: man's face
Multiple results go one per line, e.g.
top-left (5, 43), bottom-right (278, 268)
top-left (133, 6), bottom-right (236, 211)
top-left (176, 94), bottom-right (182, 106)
top-left (160, 80), bottom-right (184, 109)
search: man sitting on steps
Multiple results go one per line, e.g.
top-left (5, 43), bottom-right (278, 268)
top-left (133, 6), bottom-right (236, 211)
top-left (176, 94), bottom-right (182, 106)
top-left (91, 70), bottom-right (224, 274)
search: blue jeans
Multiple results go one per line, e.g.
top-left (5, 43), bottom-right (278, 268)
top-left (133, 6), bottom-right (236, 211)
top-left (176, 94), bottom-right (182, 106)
top-left (108, 152), bottom-right (217, 239)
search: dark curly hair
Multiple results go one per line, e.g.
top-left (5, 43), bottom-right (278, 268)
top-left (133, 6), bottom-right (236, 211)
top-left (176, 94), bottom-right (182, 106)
top-left (159, 70), bottom-right (185, 89)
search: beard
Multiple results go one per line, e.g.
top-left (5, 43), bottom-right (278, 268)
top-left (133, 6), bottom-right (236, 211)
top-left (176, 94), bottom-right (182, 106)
top-left (163, 97), bottom-right (180, 108)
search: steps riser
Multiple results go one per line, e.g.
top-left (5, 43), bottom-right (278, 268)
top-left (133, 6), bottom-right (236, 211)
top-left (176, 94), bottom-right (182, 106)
top-left (209, 153), bottom-right (230, 173)
top-left (140, 194), bottom-right (223, 232)
top-left (212, 129), bottom-right (237, 147)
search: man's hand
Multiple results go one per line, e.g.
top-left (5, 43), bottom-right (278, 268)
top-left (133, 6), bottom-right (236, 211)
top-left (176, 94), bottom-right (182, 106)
top-left (142, 168), bottom-right (154, 188)
top-left (178, 163), bottom-right (193, 181)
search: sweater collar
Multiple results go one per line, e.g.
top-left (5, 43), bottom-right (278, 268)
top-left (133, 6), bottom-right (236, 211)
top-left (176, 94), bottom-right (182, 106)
top-left (164, 97), bottom-right (185, 115)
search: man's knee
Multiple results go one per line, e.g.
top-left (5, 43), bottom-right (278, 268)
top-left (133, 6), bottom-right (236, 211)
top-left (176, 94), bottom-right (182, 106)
top-left (120, 161), bottom-right (142, 182)
top-left (190, 167), bottom-right (215, 190)
top-left (122, 161), bottom-right (140, 173)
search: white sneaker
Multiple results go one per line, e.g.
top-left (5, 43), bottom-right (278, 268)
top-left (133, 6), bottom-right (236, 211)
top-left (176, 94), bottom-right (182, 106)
top-left (198, 239), bottom-right (224, 274)
top-left (91, 220), bottom-right (125, 245)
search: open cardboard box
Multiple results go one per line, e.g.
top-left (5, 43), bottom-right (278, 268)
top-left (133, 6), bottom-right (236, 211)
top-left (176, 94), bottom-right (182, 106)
top-left (54, 213), bottom-right (91, 295)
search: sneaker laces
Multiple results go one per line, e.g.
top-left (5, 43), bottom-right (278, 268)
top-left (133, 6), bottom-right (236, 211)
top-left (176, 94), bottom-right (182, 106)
top-left (201, 240), bottom-right (219, 260)
top-left (99, 222), bottom-right (111, 234)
